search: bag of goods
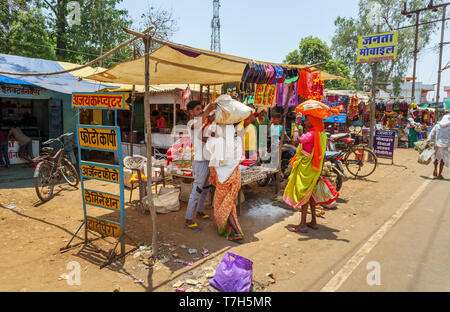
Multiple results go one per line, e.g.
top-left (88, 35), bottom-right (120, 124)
top-left (213, 95), bottom-right (253, 125)
top-left (154, 187), bottom-right (181, 214)
top-left (414, 140), bottom-right (427, 152)
top-left (295, 99), bottom-right (340, 119)
top-left (315, 176), bottom-right (339, 206)
top-left (418, 148), bottom-right (435, 165)
top-left (209, 252), bottom-right (253, 292)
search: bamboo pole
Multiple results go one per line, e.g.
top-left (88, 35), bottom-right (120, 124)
top-left (278, 83), bottom-right (294, 171)
top-left (143, 35), bottom-right (158, 257)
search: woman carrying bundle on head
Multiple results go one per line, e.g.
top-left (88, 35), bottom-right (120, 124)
top-left (283, 100), bottom-right (340, 233)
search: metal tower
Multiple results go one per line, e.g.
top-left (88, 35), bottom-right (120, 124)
top-left (211, 0), bottom-right (221, 52)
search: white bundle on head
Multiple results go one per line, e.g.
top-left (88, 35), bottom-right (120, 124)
top-left (213, 94), bottom-right (253, 125)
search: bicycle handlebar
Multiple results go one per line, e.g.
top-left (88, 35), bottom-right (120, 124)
top-left (43, 132), bottom-right (73, 146)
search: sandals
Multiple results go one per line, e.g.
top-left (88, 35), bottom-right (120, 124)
top-left (184, 223), bottom-right (201, 231)
top-left (197, 213), bottom-right (212, 220)
top-left (227, 234), bottom-right (244, 244)
top-left (287, 225), bottom-right (308, 233)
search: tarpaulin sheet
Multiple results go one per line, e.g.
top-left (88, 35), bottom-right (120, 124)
top-left (0, 54), bottom-right (113, 94)
top-left (0, 74), bottom-right (36, 86)
top-left (86, 41), bottom-right (344, 85)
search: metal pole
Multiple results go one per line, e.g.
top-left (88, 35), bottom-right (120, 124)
top-left (369, 25), bottom-right (380, 150)
top-left (143, 35), bottom-right (157, 257)
top-left (435, 6), bottom-right (446, 123)
top-left (411, 12), bottom-right (420, 103)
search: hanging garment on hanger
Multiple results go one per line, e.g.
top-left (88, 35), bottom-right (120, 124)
top-left (276, 82), bottom-right (298, 108)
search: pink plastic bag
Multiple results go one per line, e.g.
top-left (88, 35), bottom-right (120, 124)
top-left (209, 252), bottom-right (253, 292)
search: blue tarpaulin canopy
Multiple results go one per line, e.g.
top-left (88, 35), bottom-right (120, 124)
top-left (0, 54), bottom-right (113, 94)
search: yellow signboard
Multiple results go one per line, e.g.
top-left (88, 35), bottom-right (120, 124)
top-left (78, 127), bottom-right (118, 151)
top-left (84, 189), bottom-right (121, 211)
top-left (86, 216), bottom-right (120, 238)
top-left (72, 93), bottom-right (129, 110)
top-left (81, 164), bottom-right (120, 183)
top-left (357, 31), bottom-right (398, 63)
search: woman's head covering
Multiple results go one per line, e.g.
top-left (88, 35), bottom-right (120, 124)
top-left (296, 100), bottom-right (340, 172)
top-left (439, 114), bottom-right (450, 128)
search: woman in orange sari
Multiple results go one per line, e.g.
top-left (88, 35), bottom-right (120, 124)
top-left (209, 166), bottom-right (244, 242)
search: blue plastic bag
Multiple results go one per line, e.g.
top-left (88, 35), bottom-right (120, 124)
top-left (209, 252), bottom-right (253, 292)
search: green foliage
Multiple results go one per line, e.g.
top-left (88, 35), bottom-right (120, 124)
top-left (323, 59), bottom-right (355, 90)
top-left (331, 0), bottom-right (442, 91)
top-left (0, 1), bottom-right (56, 59)
top-left (1, 0), bottom-right (178, 67)
top-left (284, 36), bottom-right (354, 90)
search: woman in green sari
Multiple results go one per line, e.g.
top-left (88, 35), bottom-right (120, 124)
top-left (283, 100), bottom-right (337, 233)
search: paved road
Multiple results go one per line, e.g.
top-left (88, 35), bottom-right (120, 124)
top-left (327, 178), bottom-right (450, 292)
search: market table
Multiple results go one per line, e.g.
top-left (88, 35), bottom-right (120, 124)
top-left (171, 167), bottom-right (280, 216)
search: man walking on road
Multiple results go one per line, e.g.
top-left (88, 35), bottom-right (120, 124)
top-left (426, 113), bottom-right (450, 179)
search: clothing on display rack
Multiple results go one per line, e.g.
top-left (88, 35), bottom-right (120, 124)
top-left (180, 86), bottom-right (192, 111)
top-left (277, 82), bottom-right (298, 108)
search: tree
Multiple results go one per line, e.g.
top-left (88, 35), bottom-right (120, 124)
top-left (331, 0), bottom-right (442, 92)
top-left (36, 0), bottom-right (133, 66)
top-left (133, 4), bottom-right (179, 56)
top-left (284, 36), bottom-right (355, 90)
top-left (0, 1), bottom-right (56, 59)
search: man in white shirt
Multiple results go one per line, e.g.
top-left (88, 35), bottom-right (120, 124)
top-left (184, 101), bottom-right (216, 230)
top-left (426, 114), bottom-right (450, 179)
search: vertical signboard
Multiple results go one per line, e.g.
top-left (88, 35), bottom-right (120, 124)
top-left (374, 130), bottom-right (395, 164)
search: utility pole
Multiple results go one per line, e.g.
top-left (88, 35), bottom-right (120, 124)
top-left (435, 5), bottom-right (447, 122)
top-left (401, 1), bottom-right (450, 113)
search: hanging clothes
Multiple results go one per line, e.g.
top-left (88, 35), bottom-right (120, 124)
top-left (277, 82), bottom-right (298, 108)
top-left (180, 86), bottom-right (192, 111)
top-left (297, 69), bottom-right (313, 99)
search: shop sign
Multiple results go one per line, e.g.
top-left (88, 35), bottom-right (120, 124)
top-left (86, 216), bottom-right (121, 238)
top-left (357, 31), bottom-right (398, 63)
top-left (78, 126), bottom-right (119, 151)
top-left (83, 189), bottom-right (121, 211)
top-left (374, 130), bottom-right (395, 159)
top-left (0, 85), bottom-right (42, 96)
top-left (72, 92), bottom-right (129, 110)
top-left (81, 162), bottom-right (120, 183)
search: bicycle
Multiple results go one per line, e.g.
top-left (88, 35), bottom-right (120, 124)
top-left (328, 133), bottom-right (378, 178)
top-left (32, 133), bottom-right (79, 202)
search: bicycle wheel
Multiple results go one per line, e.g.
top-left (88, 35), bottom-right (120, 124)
top-left (331, 168), bottom-right (343, 192)
top-left (34, 162), bottom-right (55, 202)
top-left (61, 157), bottom-right (79, 187)
top-left (344, 147), bottom-right (378, 178)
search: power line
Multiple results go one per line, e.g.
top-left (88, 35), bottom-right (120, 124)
top-left (0, 35), bottom-right (126, 63)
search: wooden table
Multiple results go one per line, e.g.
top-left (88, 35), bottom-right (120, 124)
top-left (171, 169), bottom-right (280, 216)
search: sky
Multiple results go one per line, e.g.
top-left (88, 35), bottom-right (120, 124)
top-left (118, 0), bottom-right (450, 101)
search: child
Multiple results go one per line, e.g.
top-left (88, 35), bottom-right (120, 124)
top-left (184, 101), bottom-right (216, 230)
top-left (268, 112), bottom-right (290, 168)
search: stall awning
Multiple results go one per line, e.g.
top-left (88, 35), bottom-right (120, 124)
top-left (0, 54), bottom-right (113, 94)
top-left (86, 41), bottom-right (344, 86)
top-left (0, 74), bottom-right (37, 86)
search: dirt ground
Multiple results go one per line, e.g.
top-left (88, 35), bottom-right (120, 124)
top-left (0, 148), bottom-right (436, 292)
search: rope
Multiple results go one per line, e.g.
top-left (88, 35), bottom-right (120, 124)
top-left (0, 27), bottom-right (153, 77)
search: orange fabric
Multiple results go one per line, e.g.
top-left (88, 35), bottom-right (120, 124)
top-left (295, 100), bottom-right (340, 119)
top-left (296, 99), bottom-right (340, 172)
top-left (307, 115), bottom-right (325, 172)
top-left (209, 166), bottom-right (243, 237)
top-left (297, 69), bottom-right (312, 99)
